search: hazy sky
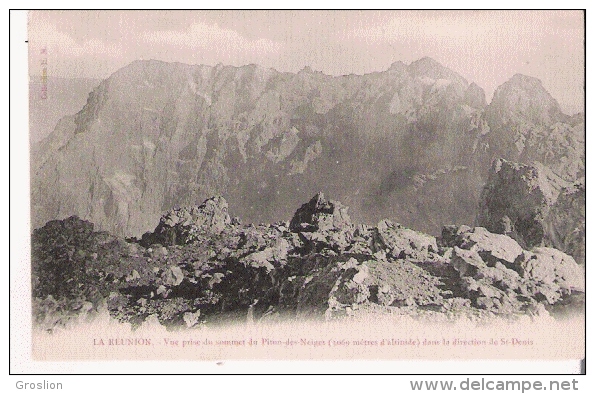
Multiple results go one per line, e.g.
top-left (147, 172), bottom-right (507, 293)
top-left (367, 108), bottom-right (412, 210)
top-left (28, 10), bottom-right (584, 114)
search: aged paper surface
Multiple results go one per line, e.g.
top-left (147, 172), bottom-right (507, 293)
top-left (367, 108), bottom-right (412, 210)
top-left (24, 10), bottom-right (585, 367)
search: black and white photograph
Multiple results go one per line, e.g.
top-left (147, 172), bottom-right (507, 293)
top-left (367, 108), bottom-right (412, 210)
top-left (14, 9), bottom-right (587, 371)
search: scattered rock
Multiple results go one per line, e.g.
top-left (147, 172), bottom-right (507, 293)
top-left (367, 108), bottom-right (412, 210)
top-left (162, 266), bottom-right (185, 286)
top-left (454, 226), bottom-right (524, 267)
top-left (31, 194), bottom-right (584, 329)
top-left (183, 310), bottom-right (201, 328)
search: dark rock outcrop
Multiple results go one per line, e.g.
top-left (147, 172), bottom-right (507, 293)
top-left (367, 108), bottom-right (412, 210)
top-left (544, 181), bottom-right (585, 265)
top-left (289, 192), bottom-right (351, 232)
top-left (477, 159), bottom-right (585, 264)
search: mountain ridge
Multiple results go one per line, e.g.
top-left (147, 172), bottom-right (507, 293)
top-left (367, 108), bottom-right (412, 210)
top-left (31, 57), bottom-right (584, 240)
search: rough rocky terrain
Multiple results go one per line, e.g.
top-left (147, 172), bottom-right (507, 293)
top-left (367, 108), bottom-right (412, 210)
top-left (477, 158), bottom-right (585, 265)
top-left (31, 58), bottom-right (584, 239)
top-left (32, 194), bottom-right (584, 332)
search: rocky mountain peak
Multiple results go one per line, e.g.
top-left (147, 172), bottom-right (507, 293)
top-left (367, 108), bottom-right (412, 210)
top-left (487, 73), bottom-right (564, 125)
top-left (476, 73), bottom-right (583, 183)
top-left (299, 65), bottom-right (315, 74)
top-left (409, 56), bottom-right (444, 71)
top-left (464, 82), bottom-right (487, 109)
top-left (388, 61), bottom-right (407, 73)
top-left (408, 56), bottom-right (468, 87)
top-left (509, 73), bottom-right (546, 87)
top-left (570, 112), bottom-right (585, 126)
top-left (32, 58), bottom-right (583, 240)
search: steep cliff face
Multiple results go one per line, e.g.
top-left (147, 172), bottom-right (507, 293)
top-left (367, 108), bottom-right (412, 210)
top-left (32, 58), bottom-right (489, 237)
top-left (31, 58), bottom-right (583, 238)
top-left (477, 159), bottom-right (585, 265)
top-left (29, 76), bottom-right (101, 143)
top-left (544, 181), bottom-right (585, 265)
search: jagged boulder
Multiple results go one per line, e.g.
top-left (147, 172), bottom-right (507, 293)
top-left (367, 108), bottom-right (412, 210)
top-left (243, 237), bottom-right (291, 272)
top-left (451, 247), bottom-right (531, 313)
top-left (375, 219), bottom-right (438, 260)
top-left (518, 248), bottom-right (585, 295)
top-left (141, 196), bottom-right (231, 246)
top-left (289, 192), bottom-right (352, 233)
top-left (444, 225), bottom-right (584, 312)
top-left (452, 226), bottom-right (524, 268)
top-left (161, 266), bottom-right (185, 287)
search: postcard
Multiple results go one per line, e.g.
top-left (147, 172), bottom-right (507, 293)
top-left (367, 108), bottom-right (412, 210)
top-left (22, 10), bottom-right (585, 367)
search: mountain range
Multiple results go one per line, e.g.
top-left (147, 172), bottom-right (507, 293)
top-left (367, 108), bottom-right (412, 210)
top-left (31, 57), bottom-right (584, 242)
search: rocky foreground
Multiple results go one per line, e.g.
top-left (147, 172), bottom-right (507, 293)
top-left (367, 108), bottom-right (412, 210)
top-left (32, 191), bottom-right (584, 333)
